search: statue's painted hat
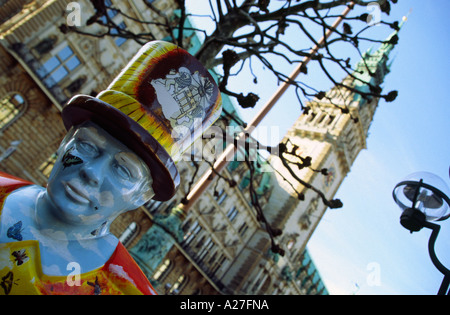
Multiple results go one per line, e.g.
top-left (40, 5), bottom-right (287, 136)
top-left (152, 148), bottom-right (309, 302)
top-left (62, 41), bottom-right (222, 201)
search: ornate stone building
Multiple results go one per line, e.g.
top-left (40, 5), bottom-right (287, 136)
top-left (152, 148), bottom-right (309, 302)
top-left (0, 0), bottom-right (399, 296)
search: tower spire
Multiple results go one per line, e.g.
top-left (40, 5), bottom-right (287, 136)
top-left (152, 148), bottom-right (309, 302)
top-left (377, 12), bottom-right (408, 59)
top-left (351, 14), bottom-right (407, 103)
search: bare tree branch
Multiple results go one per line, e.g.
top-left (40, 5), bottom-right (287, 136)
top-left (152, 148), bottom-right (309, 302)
top-left (62, 0), bottom-right (401, 250)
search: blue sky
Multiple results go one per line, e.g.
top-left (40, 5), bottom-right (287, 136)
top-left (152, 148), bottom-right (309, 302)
top-left (187, 0), bottom-right (450, 295)
top-left (306, 0), bottom-right (450, 295)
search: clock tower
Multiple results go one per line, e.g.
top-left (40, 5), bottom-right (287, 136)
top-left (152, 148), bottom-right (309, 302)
top-left (264, 24), bottom-right (402, 258)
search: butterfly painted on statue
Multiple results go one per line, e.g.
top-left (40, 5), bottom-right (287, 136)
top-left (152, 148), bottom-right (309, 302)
top-left (0, 272), bottom-right (19, 295)
top-left (12, 249), bottom-right (29, 266)
top-left (62, 147), bottom-right (83, 169)
top-left (7, 221), bottom-right (23, 241)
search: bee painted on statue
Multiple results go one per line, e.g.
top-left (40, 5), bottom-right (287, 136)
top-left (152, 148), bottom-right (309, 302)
top-left (87, 276), bottom-right (102, 295)
top-left (12, 249), bottom-right (29, 266)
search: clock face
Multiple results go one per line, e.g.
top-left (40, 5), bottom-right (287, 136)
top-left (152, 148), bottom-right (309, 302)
top-left (324, 167), bottom-right (335, 187)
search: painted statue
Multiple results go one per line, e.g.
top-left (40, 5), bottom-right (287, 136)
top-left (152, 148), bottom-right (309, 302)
top-left (0, 41), bottom-right (222, 295)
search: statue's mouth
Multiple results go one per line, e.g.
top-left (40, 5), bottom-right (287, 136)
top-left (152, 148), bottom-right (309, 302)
top-left (64, 182), bottom-right (90, 205)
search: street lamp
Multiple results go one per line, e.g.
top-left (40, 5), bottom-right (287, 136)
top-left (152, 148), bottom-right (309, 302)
top-left (393, 171), bottom-right (450, 295)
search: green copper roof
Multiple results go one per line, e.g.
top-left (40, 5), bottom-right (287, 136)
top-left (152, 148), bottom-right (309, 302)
top-left (352, 17), bottom-right (406, 103)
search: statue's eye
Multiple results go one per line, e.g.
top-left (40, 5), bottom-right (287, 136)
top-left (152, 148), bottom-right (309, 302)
top-left (78, 141), bottom-right (98, 156)
top-left (114, 162), bottom-right (132, 181)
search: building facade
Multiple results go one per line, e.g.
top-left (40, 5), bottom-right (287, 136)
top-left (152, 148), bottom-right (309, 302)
top-left (0, 0), bottom-right (399, 295)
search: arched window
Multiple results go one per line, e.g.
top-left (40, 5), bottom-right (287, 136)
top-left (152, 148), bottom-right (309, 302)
top-left (0, 93), bottom-right (27, 131)
top-left (170, 274), bottom-right (188, 294)
top-left (153, 259), bottom-right (172, 282)
top-left (226, 206), bottom-right (239, 222)
top-left (39, 153), bottom-right (58, 178)
top-left (144, 199), bottom-right (163, 214)
top-left (182, 221), bottom-right (202, 245)
top-left (287, 239), bottom-right (295, 251)
top-left (39, 46), bottom-right (80, 88)
top-left (118, 222), bottom-right (140, 247)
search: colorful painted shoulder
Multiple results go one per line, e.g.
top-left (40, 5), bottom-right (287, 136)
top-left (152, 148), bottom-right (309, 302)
top-left (0, 172), bottom-right (33, 194)
top-left (0, 172), bottom-right (33, 212)
top-left (103, 242), bottom-right (158, 295)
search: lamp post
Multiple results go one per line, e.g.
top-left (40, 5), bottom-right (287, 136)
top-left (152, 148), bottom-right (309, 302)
top-left (392, 171), bottom-right (450, 295)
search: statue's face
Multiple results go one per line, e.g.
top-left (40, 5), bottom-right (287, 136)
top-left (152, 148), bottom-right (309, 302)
top-left (47, 121), bottom-right (153, 226)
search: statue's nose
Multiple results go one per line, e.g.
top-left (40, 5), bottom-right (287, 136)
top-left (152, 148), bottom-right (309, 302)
top-left (79, 160), bottom-right (105, 187)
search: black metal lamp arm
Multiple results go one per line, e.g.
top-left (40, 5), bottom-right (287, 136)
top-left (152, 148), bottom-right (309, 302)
top-left (423, 221), bottom-right (450, 295)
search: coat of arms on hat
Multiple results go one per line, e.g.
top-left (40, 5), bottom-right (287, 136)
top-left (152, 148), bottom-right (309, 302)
top-left (151, 67), bottom-right (214, 131)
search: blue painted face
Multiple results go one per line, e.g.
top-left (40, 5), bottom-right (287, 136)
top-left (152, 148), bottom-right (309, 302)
top-left (47, 121), bottom-right (153, 226)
